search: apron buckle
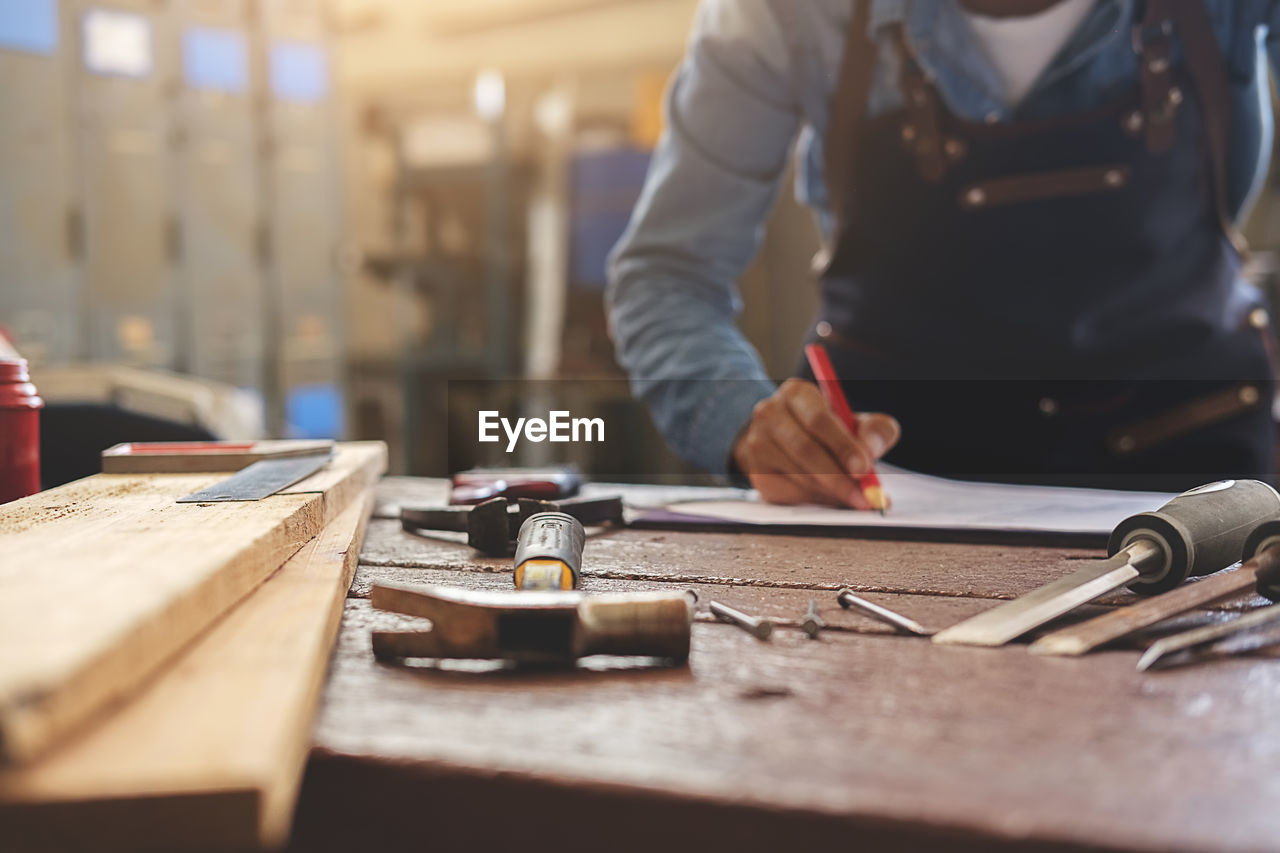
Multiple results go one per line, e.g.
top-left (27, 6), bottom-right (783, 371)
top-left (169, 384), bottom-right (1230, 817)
top-left (1131, 19), bottom-right (1172, 55)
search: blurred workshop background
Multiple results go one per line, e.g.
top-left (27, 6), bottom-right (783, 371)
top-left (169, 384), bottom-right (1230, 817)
top-left (6, 0), bottom-right (1280, 485)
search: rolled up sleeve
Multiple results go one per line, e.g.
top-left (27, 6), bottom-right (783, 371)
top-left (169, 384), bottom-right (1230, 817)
top-left (606, 0), bottom-right (804, 474)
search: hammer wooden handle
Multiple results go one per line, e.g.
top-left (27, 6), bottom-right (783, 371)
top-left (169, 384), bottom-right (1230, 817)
top-left (575, 593), bottom-right (694, 663)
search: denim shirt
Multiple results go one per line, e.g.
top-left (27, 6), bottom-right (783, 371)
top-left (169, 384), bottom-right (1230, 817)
top-left (605, 0), bottom-right (1280, 475)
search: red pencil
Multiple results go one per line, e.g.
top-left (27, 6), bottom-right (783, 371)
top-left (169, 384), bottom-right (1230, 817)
top-left (803, 343), bottom-right (889, 513)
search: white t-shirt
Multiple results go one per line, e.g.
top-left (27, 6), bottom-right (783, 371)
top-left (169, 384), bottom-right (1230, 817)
top-left (959, 0), bottom-right (1097, 106)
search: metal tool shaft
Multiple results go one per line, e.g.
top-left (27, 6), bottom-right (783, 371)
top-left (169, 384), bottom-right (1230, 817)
top-left (1034, 518), bottom-right (1280, 657)
top-left (400, 507), bottom-right (470, 533)
top-left (932, 539), bottom-right (1163, 647)
top-left (176, 451), bottom-right (331, 503)
top-left (1030, 558), bottom-right (1270, 657)
top-left (837, 588), bottom-right (931, 636)
top-left (1137, 602), bottom-right (1280, 671)
top-left (709, 600), bottom-right (773, 640)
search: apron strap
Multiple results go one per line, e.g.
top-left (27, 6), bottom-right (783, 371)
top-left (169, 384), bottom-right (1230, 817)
top-left (891, 25), bottom-right (950, 183)
top-left (1135, 3), bottom-right (1178, 153)
top-left (1146, 0), bottom-right (1249, 256)
top-left (822, 1), bottom-right (876, 237)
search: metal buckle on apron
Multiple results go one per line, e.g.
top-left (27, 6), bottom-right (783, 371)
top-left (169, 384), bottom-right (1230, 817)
top-left (1130, 18), bottom-right (1173, 55)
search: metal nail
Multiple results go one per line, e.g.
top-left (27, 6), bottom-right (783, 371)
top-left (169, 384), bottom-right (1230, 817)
top-left (709, 600), bottom-right (773, 641)
top-left (802, 600), bottom-right (825, 639)
top-left (837, 588), bottom-right (932, 637)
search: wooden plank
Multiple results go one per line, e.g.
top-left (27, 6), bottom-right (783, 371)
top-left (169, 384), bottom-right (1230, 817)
top-left (0, 490), bottom-right (375, 851)
top-left (0, 442), bottom-right (386, 765)
top-left (100, 440), bottom-right (335, 474)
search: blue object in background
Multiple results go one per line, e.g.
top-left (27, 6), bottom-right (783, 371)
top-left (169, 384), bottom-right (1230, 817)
top-left (286, 384), bottom-right (344, 439)
top-left (0, 0), bottom-right (58, 55)
top-left (270, 41), bottom-right (328, 103)
top-left (570, 146), bottom-right (652, 290)
top-left (183, 27), bottom-right (247, 93)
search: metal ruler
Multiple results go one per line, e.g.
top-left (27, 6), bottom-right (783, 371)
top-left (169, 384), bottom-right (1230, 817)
top-left (177, 451), bottom-right (332, 503)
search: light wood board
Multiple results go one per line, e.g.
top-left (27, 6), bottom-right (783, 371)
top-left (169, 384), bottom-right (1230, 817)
top-left (0, 489), bottom-right (375, 850)
top-left (0, 442), bottom-right (386, 765)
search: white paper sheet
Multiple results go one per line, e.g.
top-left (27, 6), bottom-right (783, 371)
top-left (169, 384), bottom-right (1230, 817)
top-left (655, 465), bottom-right (1176, 540)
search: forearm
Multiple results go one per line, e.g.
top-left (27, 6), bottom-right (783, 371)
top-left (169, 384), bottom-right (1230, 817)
top-left (605, 0), bottom-right (803, 473)
top-left (608, 274), bottom-right (776, 473)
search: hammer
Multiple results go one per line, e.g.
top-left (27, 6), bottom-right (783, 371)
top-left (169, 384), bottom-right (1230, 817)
top-left (370, 584), bottom-right (694, 665)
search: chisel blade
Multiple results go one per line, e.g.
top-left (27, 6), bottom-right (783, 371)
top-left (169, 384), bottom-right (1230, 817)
top-left (1136, 602), bottom-right (1280, 671)
top-left (1029, 563), bottom-right (1258, 657)
top-left (932, 546), bottom-right (1154, 648)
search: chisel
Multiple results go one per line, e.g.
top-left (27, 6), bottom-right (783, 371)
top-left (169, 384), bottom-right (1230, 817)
top-left (932, 480), bottom-right (1280, 648)
top-left (1137, 537), bottom-right (1280, 671)
top-left (1031, 518), bottom-right (1280, 656)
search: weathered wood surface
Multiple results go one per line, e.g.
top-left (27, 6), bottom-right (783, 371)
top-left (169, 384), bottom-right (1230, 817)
top-left (358, 518), bottom-right (1274, 612)
top-left (0, 491), bottom-right (375, 852)
top-left (291, 478), bottom-right (1280, 853)
top-left (0, 443), bottom-right (386, 765)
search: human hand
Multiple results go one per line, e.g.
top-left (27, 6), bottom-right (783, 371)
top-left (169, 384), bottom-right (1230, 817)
top-left (731, 379), bottom-right (900, 509)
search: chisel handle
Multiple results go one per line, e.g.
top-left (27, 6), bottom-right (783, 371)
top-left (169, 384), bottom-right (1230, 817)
top-left (1243, 518), bottom-right (1280, 563)
top-left (1243, 519), bottom-right (1280, 602)
top-left (1109, 479), bottom-right (1280, 595)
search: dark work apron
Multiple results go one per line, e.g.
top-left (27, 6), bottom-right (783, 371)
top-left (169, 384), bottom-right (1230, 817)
top-left (801, 0), bottom-right (1277, 491)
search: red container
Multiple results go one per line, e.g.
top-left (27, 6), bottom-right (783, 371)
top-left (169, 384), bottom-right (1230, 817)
top-left (0, 359), bottom-right (43, 503)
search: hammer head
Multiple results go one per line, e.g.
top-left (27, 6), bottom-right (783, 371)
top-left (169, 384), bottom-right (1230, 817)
top-left (465, 497), bottom-right (516, 555)
top-left (370, 584), bottom-right (693, 665)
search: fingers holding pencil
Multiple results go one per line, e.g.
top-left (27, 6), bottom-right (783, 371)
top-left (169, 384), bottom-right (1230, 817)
top-left (803, 343), bottom-right (898, 512)
top-left (731, 379), bottom-right (899, 510)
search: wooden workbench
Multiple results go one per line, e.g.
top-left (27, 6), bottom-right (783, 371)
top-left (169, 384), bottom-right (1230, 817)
top-left (286, 478), bottom-right (1280, 852)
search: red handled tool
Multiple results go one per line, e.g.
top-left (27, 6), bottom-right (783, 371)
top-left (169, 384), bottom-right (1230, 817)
top-left (449, 466), bottom-right (582, 504)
